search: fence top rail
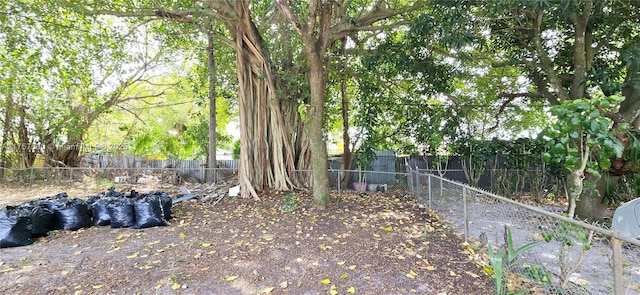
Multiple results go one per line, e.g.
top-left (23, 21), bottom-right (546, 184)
top-left (0, 167), bottom-right (238, 171)
top-left (413, 168), bottom-right (640, 246)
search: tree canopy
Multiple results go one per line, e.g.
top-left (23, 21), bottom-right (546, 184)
top-left (1, 0), bottom-right (639, 218)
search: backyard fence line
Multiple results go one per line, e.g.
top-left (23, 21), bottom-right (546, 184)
top-left (407, 167), bottom-right (640, 295)
top-left (2, 166), bottom-right (639, 293)
top-left (412, 168), bottom-right (640, 246)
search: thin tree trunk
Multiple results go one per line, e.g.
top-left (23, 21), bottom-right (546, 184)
top-left (0, 85), bottom-right (14, 177)
top-left (340, 38), bottom-right (352, 189)
top-left (207, 28), bottom-right (217, 183)
top-left (16, 104), bottom-right (35, 169)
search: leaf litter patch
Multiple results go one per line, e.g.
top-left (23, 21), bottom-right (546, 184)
top-left (0, 189), bottom-right (493, 294)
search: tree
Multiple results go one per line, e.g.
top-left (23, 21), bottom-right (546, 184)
top-left (413, 0), bottom-right (640, 220)
top-left (0, 1), bottom-right (176, 167)
top-left (542, 95), bottom-right (625, 218)
top-left (277, 0), bottom-right (427, 205)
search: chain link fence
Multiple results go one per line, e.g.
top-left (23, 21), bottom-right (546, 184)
top-left (3, 165), bottom-right (639, 294)
top-left (408, 167), bottom-right (640, 295)
top-left (0, 167), bottom-right (238, 186)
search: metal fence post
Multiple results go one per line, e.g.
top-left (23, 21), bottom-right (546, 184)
top-left (416, 168), bottom-right (421, 203)
top-left (612, 237), bottom-right (623, 295)
top-left (336, 170), bottom-right (342, 193)
top-left (427, 173), bottom-right (432, 208)
top-left (409, 167), bottom-right (414, 197)
top-left (463, 187), bottom-right (468, 243)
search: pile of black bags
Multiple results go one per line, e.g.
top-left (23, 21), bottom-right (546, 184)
top-left (0, 188), bottom-right (172, 248)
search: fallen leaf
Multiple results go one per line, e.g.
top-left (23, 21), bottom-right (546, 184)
top-left (347, 286), bottom-right (356, 293)
top-left (106, 247), bottom-right (120, 253)
top-left (179, 233), bottom-right (186, 239)
top-left (449, 271), bottom-right (457, 276)
top-left (426, 265), bottom-right (436, 271)
top-left (336, 261), bottom-right (346, 265)
top-left (384, 226), bottom-right (393, 232)
top-left (126, 253), bottom-right (138, 259)
top-left (61, 270), bottom-right (69, 275)
top-left (340, 273), bottom-right (348, 279)
top-left (321, 278), bottom-right (331, 285)
top-left (348, 265), bottom-right (356, 270)
top-left (262, 287), bottom-right (275, 294)
top-left (92, 285), bottom-right (103, 289)
top-left (154, 284), bottom-right (162, 289)
top-left (406, 270), bottom-right (417, 279)
top-left (171, 283), bottom-right (181, 290)
top-left (465, 271), bottom-right (480, 278)
top-left (329, 289), bottom-right (338, 295)
top-left (225, 275), bottom-right (238, 281)
top-left (139, 265), bottom-right (152, 270)
top-left (280, 281), bottom-right (288, 288)
top-left (319, 243), bottom-right (332, 250)
top-left (202, 243), bottom-right (212, 247)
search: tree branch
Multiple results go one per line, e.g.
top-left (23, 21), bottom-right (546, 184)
top-left (498, 92), bottom-right (544, 99)
top-left (531, 11), bottom-right (569, 102)
top-left (277, 0), bottom-right (306, 36)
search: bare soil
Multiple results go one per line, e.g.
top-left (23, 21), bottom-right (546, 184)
top-left (0, 185), bottom-right (493, 295)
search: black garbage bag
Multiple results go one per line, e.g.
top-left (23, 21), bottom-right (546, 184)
top-left (36, 194), bottom-right (71, 229)
top-left (0, 209), bottom-right (33, 248)
top-left (86, 194), bottom-right (103, 205)
top-left (105, 187), bottom-right (120, 198)
top-left (13, 204), bottom-right (54, 237)
top-left (30, 205), bottom-right (54, 237)
top-left (51, 198), bottom-right (91, 231)
top-left (133, 196), bottom-right (168, 229)
top-left (156, 192), bottom-right (173, 220)
top-left (126, 190), bottom-right (140, 200)
top-left (107, 198), bottom-right (135, 228)
top-left (38, 192), bottom-right (70, 211)
top-left (90, 198), bottom-right (114, 226)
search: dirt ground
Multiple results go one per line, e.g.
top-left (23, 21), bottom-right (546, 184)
top-left (0, 184), bottom-right (493, 295)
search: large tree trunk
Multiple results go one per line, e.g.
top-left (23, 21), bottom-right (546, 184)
top-left (307, 51), bottom-right (330, 206)
top-left (575, 175), bottom-right (612, 222)
top-left (234, 0), bottom-right (299, 200)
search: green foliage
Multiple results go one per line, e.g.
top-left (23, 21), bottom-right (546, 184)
top-left (541, 95), bottom-right (625, 192)
top-left (452, 137), bottom-right (493, 186)
top-left (522, 264), bottom-right (554, 291)
top-left (486, 227), bottom-right (540, 295)
top-left (355, 139), bottom-right (377, 183)
top-left (281, 194), bottom-right (299, 213)
top-left (541, 222), bottom-right (592, 251)
top-left (232, 139), bottom-right (240, 160)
